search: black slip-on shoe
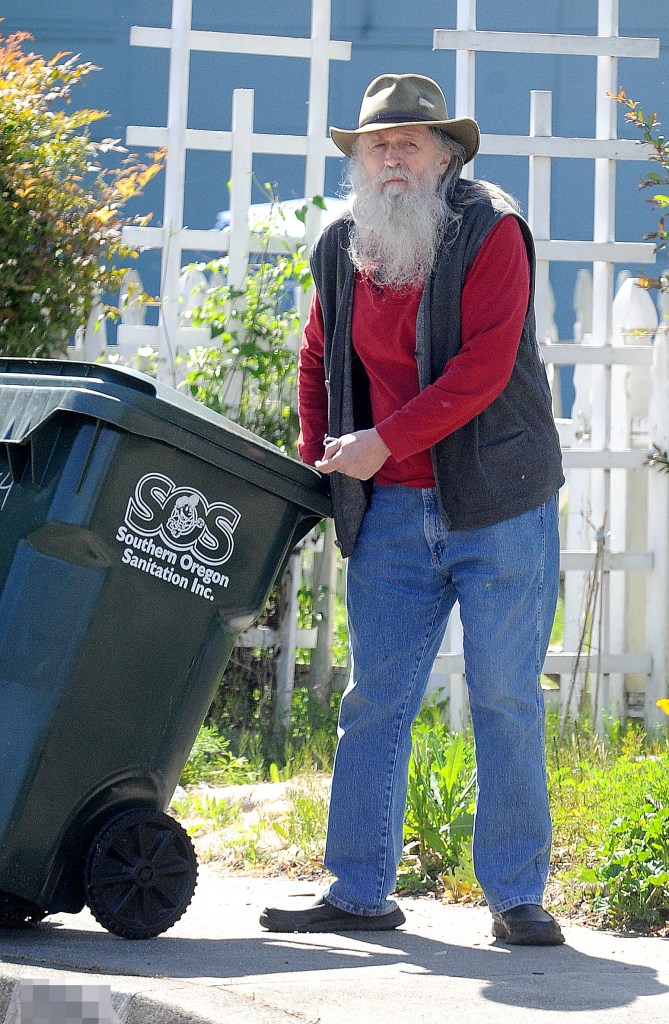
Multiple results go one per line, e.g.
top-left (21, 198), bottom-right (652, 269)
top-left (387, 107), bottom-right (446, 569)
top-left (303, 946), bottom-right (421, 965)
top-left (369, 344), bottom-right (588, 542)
top-left (492, 904), bottom-right (565, 946)
top-left (260, 898), bottom-right (405, 933)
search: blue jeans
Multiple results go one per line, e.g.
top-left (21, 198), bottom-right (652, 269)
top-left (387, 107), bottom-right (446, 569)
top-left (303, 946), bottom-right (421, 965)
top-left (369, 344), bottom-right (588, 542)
top-left (323, 485), bottom-right (560, 916)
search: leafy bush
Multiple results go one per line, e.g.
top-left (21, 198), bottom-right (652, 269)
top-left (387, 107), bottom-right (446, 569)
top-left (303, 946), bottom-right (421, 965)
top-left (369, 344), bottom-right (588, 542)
top-left (611, 89), bottom-right (668, 287)
top-left (591, 799), bottom-right (669, 929)
top-left (180, 197), bottom-right (318, 454)
top-left (547, 715), bottom-right (669, 929)
top-left (0, 31), bottom-right (163, 356)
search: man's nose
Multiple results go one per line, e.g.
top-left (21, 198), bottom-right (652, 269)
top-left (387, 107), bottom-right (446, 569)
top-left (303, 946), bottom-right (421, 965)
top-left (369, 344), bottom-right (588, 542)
top-left (384, 146), bottom-right (405, 166)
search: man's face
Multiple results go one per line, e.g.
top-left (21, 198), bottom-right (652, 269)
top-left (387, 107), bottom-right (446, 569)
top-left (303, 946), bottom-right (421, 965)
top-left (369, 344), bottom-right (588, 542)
top-left (357, 124), bottom-right (451, 191)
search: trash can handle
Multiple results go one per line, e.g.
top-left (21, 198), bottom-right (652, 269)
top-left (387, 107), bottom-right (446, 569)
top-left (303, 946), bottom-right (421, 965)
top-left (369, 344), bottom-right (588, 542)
top-left (273, 511), bottom-right (325, 585)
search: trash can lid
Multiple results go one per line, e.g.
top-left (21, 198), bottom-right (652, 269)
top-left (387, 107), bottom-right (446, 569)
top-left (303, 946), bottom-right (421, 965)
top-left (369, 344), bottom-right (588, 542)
top-left (0, 358), bottom-right (332, 518)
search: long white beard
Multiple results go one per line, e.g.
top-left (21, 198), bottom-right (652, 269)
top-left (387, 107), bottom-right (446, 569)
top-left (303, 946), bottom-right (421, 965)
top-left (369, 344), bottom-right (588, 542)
top-left (347, 160), bottom-right (446, 289)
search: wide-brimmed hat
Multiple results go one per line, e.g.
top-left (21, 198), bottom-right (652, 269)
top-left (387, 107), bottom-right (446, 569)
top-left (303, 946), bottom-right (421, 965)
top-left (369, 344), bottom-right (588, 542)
top-left (330, 73), bottom-right (480, 164)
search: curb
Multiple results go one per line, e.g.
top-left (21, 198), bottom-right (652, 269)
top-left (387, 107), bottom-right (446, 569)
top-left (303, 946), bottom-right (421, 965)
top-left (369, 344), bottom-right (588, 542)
top-left (0, 970), bottom-right (303, 1024)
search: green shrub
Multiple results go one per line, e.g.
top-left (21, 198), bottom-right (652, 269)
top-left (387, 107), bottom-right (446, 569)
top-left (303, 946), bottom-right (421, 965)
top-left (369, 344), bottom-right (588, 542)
top-left (591, 799), bottom-right (669, 929)
top-left (612, 89), bottom-right (668, 286)
top-left (180, 194), bottom-right (319, 455)
top-left (206, 682), bottom-right (340, 778)
top-left (0, 31), bottom-right (163, 356)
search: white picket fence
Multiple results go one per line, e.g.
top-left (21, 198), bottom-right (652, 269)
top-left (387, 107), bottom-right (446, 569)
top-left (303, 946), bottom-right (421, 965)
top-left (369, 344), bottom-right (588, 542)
top-left (70, 0), bottom-right (669, 731)
top-left (430, 277), bottom-right (669, 734)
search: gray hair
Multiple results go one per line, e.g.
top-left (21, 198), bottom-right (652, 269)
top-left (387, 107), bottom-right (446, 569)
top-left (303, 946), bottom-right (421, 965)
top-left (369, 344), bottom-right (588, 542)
top-left (429, 129), bottom-right (467, 246)
top-left (429, 127), bottom-right (521, 246)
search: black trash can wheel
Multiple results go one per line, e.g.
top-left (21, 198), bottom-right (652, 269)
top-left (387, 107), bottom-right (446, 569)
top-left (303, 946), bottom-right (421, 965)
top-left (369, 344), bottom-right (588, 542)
top-left (85, 808), bottom-right (198, 939)
top-left (0, 890), bottom-right (47, 928)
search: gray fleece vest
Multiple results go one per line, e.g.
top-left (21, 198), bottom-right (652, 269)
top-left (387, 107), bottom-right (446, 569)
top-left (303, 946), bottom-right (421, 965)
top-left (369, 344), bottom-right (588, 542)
top-left (310, 178), bottom-right (564, 558)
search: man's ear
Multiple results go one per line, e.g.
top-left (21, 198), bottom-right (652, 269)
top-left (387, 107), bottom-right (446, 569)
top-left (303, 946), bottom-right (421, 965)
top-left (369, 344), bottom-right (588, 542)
top-left (438, 152), bottom-right (452, 175)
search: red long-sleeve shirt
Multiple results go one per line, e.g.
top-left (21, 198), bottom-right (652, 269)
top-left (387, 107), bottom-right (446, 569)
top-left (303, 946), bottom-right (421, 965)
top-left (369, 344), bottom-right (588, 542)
top-left (297, 215), bottom-right (530, 487)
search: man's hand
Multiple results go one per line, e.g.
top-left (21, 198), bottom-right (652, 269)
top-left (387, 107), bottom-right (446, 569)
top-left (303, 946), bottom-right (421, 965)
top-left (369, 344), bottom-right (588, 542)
top-left (315, 428), bottom-right (391, 480)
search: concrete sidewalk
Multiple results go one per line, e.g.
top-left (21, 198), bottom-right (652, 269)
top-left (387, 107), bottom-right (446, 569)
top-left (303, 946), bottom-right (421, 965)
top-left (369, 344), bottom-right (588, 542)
top-left (1, 869), bottom-right (668, 1024)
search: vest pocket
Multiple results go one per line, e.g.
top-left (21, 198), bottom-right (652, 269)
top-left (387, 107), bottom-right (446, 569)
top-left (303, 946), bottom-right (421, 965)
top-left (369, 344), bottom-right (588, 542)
top-left (478, 430), bottom-right (529, 489)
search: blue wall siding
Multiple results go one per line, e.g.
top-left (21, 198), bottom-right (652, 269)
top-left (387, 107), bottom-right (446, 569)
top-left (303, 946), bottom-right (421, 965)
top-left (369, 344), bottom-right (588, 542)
top-left (2, 1), bottom-right (667, 381)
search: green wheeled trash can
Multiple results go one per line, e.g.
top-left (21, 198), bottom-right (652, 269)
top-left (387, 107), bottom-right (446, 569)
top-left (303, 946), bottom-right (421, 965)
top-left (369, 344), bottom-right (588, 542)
top-left (0, 358), bottom-right (331, 938)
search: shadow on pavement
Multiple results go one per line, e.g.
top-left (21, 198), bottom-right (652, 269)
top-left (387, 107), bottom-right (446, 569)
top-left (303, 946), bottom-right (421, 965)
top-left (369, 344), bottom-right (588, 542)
top-left (0, 922), bottom-right (667, 1013)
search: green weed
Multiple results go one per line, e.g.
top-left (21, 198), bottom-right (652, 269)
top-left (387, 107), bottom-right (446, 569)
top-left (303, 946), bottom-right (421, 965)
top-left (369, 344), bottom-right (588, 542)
top-left (170, 792), bottom-right (240, 834)
top-left (403, 724), bottom-right (476, 883)
top-left (590, 799), bottom-right (669, 928)
top-left (179, 725), bottom-right (260, 786)
top-left (273, 778), bottom-right (330, 862)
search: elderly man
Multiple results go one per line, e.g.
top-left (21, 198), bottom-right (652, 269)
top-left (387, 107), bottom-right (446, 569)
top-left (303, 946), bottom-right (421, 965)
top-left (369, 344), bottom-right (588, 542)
top-left (261, 74), bottom-right (565, 945)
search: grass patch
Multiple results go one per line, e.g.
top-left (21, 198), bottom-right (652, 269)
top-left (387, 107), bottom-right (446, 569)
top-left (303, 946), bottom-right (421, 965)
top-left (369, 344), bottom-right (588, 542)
top-left (545, 714), bottom-right (669, 930)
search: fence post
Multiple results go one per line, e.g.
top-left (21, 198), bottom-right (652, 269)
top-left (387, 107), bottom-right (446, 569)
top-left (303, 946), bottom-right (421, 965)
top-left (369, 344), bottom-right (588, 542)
top-left (585, 0), bottom-right (619, 730)
top-left (616, 280), bottom-right (659, 713)
top-left (646, 328), bottom-right (669, 731)
top-left (561, 342), bottom-right (593, 722)
top-left (309, 520), bottom-right (337, 705)
top-left (274, 548), bottom-right (303, 733)
top-left (72, 291), bottom-right (107, 363)
top-left (228, 89), bottom-right (255, 292)
top-left (303, 0), bottom-right (331, 244)
top-left (529, 90), bottom-right (561, 415)
top-left (606, 280), bottom-right (635, 720)
top-left (454, 0), bottom-right (477, 178)
top-left (155, 0), bottom-right (193, 386)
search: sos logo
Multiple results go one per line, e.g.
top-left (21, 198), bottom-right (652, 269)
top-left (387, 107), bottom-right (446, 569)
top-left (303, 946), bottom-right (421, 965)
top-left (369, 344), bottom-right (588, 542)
top-left (124, 473), bottom-right (241, 566)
